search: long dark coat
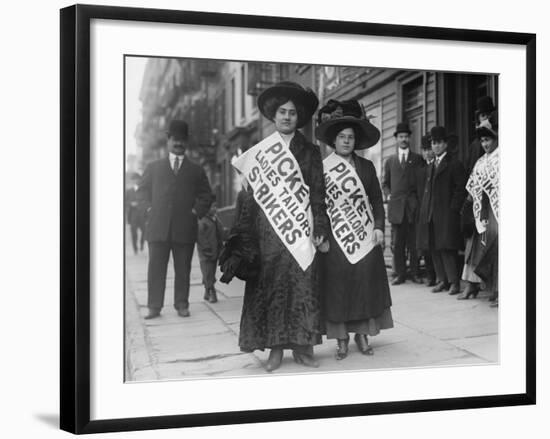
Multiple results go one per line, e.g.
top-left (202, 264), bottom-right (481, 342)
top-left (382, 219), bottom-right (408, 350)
top-left (321, 154), bottom-right (392, 323)
top-left (237, 130), bottom-right (330, 352)
top-left (414, 160), bottom-right (430, 249)
top-left (382, 151), bottom-right (424, 224)
top-left (137, 157), bottom-right (212, 244)
top-left (417, 153), bottom-right (467, 251)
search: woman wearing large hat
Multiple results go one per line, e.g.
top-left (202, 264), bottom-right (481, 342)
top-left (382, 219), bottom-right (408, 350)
top-left (315, 99), bottom-right (393, 359)
top-left (457, 115), bottom-right (499, 307)
top-left (466, 96), bottom-right (497, 175)
top-left (225, 81), bottom-right (330, 372)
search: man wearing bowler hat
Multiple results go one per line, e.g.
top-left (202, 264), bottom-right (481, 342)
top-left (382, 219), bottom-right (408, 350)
top-left (382, 122), bottom-right (424, 285)
top-left (138, 120), bottom-right (213, 319)
top-left (417, 126), bottom-right (467, 295)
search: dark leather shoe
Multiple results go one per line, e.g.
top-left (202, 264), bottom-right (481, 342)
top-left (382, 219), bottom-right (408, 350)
top-left (431, 282), bottom-right (450, 293)
top-left (391, 276), bottom-right (406, 286)
top-left (425, 278), bottom-right (437, 287)
top-left (203, 289), bottom-right (210, 301)
top-left (208, 288), bottom-right (218, 303)
top-left (177, 307), bottom-right (190, 318)
top-left (448, 282), bottom-right (461, 295)
top-left (144, 309), bottom-right (160, 320)
top-left (265, 348), bottom-right (283, 372)
top-left (292, 351), bottom-right (320, 368)
top-left (354, 334), bottom-right (374, 355)
top-left (457, 282), bottom-right (480, 300)
top-left (411, 275), bottom-right (423, 284)
top-left (335, 337), bottom-right (349, 360)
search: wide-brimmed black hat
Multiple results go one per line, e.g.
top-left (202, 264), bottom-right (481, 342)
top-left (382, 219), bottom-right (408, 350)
top-left (167, 119), bottom-right (189, 140)
top-left (420, 134), bottom-right (432, 149)
top-left (314, 99), bottom-right (380, 150)
top-left (257, 81), bottom-right (319, 129)
top-left (475, 96), bottom-right (496, 117)
top-left (394, 122), bottom-right (412, 137)
top-left (430, 126), bottom-right (449, 142)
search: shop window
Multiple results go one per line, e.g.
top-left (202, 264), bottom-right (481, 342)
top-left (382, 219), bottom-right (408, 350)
top-left (402, 76), bottom-right (424, 152)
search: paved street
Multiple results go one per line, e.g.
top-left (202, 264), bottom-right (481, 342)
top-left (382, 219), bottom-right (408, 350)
top-left (125, 232), bottom-right (498, 382)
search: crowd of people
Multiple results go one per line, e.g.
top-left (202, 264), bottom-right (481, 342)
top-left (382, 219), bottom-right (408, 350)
top-left (129, 80), bottom-right (499, 373)
top-left (383, 96), bottom-right (499, 308)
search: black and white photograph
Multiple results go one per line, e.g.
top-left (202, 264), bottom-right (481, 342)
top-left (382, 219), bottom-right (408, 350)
top-left (124, 56), bottom-right (500, 381)
top-left (0, 0), bottom-right (541, 436)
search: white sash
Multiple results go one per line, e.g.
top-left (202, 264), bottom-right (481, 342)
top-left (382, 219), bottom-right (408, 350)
top-left (466, 148), bottom-right (499, 233)
top-left (323, 152), bottom-right (375, 264)
top-left (232, 132), bottom-right (316, 271)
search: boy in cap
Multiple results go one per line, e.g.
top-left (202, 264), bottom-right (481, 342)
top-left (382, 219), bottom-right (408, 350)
top-left (197, 196), bottom-right (227, 303)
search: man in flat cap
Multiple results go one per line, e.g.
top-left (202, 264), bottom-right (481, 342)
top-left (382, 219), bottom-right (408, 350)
top-left (138, 120), bottom-right (213, 319)
top-left (417, 126), bottom-right (467, 295)
top-left (382, 122), bottom-right (424, 285)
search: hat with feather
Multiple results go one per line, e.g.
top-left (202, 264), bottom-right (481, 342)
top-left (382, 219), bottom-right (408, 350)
top-left (315, 99), bottom-right (380, 150)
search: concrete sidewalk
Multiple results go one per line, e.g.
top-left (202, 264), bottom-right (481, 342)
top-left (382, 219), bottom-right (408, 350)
top-left (125, 235), bottom-right (498, 382)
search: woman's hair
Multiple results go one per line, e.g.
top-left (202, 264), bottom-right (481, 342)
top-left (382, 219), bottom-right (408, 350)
top-left (262, 95), bottom-right (306, 125)
top-left (326, 123), bottom-right (361, 147)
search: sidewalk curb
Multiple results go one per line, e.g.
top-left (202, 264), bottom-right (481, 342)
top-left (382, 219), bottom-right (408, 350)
top-left (125, 278), bottom-right (160, 382)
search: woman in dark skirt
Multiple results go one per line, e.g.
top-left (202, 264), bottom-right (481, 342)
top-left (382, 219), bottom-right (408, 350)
top-left (222, 81), bottom-right (330, 372)
top-left (315, 99), bottom-right (393, 359)
top-left (457, 115), bottom-right (499, 307)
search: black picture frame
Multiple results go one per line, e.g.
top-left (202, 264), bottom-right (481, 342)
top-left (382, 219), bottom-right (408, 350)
top-left (60, 4), bottom-right (536, 434)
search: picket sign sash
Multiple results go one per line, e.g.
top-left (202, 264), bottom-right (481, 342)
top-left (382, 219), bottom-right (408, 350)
top-left (466, 147), bottom-right (500, 234)
top-left (232, 131), bottom-right (316, 271)
top-left (323, 152), bottom-right (375, 264)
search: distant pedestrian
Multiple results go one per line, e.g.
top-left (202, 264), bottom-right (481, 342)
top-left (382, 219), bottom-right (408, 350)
top-left (138, 119), bottom-right (213, 319)
top-left (197, 198), bottom-right (226, 303)
top-left (417, 126), bottom-right (467, 295)
top-left (415, 135), bottom-right (436, 286)
top-left (382, 122), bottom-right (424, 285)
top-left (126, 172), bottom-right (147, 254)
top-left (316, 99), bottom-right (393, 359)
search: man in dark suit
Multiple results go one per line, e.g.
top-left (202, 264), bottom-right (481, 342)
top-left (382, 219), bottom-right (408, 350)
top-left (415, 135), bottom-right (436, 286)
top-left (138, 120), bottom-right (213, 319)
top-left (417, 126), bottom-right (467, 295)
top-left (382, 122), bottom-right (424, 285)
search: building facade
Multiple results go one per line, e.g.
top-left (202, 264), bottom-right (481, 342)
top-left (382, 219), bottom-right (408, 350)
top-left (135, 57), bottom-right (497, 235)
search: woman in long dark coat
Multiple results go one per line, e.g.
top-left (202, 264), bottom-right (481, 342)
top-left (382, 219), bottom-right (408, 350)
top-left (457, 116), bottom-right (499, 306)
top-left (222, 82), bottom-right (330, 372)
top-left (315, 100), bottom-right (393, 359)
